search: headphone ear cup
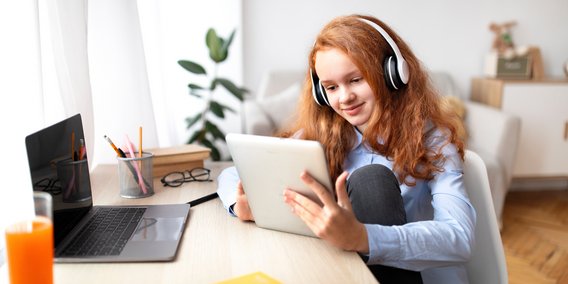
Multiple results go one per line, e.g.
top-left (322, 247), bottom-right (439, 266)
top-left (383, 55), bottom-right (404, 90)
top-left (310, 70), bottom-right (330, 106)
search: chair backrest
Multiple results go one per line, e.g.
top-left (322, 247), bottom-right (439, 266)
top-left (463, 150), bottom-right (508, 284)
top-left (256, 70), bottom-right (304, 100)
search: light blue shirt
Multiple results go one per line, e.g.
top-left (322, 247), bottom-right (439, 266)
top-left (217, 129), bottom-right (476, 284)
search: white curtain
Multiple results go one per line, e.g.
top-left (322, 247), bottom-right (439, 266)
top-left (88, 0), bottom-right (160, 166)
top-left (0, 0), bottom-right (242, 275)
top-left (0, 0), bottom-right (44, 274)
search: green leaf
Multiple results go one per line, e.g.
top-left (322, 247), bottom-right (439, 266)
top-left (188, 84), bottom-right (204, 98)
top-left (217, 30), bottom-right (235, 63)
top-left (209, 101), bottom-right (225, 118)
top-left (210, 101), bottom-right (235, 118)
top-left (222, 30), bottom-right (236, 53)
top-left (209, 80), bottom-right (218, 91)
top-left (188, 83), bottom-right (204, 90)
top-left (185, 113), bottom-right (202, 129)
top-left (187, 129), bottom-right (203, 144)
top-left (215, 78), bottom-right (247, 101)
top-left (178, 60), bottom-right (207, 75)
top-left (200, 138), bottom-right (221, 161)
top-left (205, 121), bottom-right (226, 141)
top-left (205, 28), bottom-right (217, 50)
top-left (210, 146), bottom-right (221, 161)
top-left (206, 29), bottom-right (224, 63)
top-left (188, 91), bottom-right (201, 98)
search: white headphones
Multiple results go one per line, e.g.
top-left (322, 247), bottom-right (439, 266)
top-left (311, 18), bottom-right (410, 106)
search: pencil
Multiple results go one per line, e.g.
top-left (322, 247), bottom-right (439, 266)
top-left (139, 126), bottom-right (143, 158)
top-left (71, 132), bottom-right (75, 161)
top-left (104, 135), bottom-right (123, 157)
top-left (79, 139), bottom-right (86, 160)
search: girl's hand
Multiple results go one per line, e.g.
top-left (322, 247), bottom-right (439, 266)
top-left (234, 181), bottom-right (255, 221)
top-left (283, 171), bottom-right (369, 253)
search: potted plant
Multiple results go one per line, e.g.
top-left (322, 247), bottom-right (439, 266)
top-left (178, 28), bottom-right (248, 160)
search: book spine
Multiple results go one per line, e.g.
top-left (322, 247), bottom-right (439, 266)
top-left (152, 160), bottom-right (205, 178)
top-left (153, 152), bottom-right (210, 166)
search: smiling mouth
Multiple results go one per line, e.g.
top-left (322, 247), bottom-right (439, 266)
top-left (342, 103), bottom-right (363, 115)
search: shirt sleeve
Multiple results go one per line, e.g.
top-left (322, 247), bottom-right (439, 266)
top-left (365, 141), bottom-right (476, 271)
top-left (216, 166), bottom-right (240, 217)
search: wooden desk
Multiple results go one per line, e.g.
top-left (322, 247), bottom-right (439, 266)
top-left (54, 162), bottom-right (377, 284)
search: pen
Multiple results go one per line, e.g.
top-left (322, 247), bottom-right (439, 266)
top-left (186, 192), bottom-right (218, 207)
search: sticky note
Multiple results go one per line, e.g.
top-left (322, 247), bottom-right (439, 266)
top-left (216, 271), bottom-right (281, 284)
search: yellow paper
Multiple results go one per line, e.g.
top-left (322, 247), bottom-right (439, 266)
top-left (216, 271), bottom-right (281, 284)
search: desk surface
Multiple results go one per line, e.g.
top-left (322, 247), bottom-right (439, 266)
top-left (54, 162), bottom-right (377, 284)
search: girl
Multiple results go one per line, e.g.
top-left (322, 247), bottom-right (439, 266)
top-left (217, 14), bottom-right (475, 284)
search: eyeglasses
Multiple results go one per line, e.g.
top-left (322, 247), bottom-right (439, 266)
top-left (160, 167), bottom-right (212, 187)
top-left (33, 177), bottom-right (62, 195)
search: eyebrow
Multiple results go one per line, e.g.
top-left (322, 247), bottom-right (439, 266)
top-left (319, 70), bottom-right (361, 85)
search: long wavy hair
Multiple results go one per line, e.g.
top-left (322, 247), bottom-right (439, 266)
top-left (280, 14), bottom-right (465, 186)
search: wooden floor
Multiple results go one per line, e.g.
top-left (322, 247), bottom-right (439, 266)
top-left (501, 190), bottom-right (568, 284)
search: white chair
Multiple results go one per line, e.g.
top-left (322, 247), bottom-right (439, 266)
top-left (463, 150), bottom-right (508, 284)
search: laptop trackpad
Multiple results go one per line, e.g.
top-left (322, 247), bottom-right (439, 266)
top-left (131, 217), bottom-right (185, 241)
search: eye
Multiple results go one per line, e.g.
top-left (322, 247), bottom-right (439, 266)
top-left (350, 77), bottom-right (362, 83)
top-left (324, 84), bottom-right (337, 92)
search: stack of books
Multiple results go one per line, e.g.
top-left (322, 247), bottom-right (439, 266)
top-left (147, 144), bottom-right (211, 178)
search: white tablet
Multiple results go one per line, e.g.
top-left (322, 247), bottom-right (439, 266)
top-left (226, 133), bottom-right (334, 237)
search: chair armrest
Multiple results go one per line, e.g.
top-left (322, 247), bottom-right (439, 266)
top-left (464, 101), bottom-right (521, 187)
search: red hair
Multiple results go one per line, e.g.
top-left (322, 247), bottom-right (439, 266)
top-left (279, 15), bottom-right (465, 185)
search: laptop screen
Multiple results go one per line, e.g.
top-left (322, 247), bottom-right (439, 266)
top-left (25, 114), bottom-right (92, 247)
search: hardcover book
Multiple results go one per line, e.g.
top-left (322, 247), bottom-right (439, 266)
top-left (147, 144), bottom-right (211, 177)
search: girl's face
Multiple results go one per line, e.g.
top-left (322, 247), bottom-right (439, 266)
top-left (315, 48), bottom-right (376, 132)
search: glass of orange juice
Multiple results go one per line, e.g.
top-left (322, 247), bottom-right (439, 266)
top-left (5, 191), bottom-right (53, 284)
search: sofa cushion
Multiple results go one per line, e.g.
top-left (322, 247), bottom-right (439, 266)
top-left (256, 83), bottom-right (301, 131)
top-left (440, 95), bottom-right (467, 142)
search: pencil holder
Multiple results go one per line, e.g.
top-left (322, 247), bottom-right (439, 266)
top-left (117, 152), bottom-right (154, 198)
top-left (57, 158), bottom-right (92, 203)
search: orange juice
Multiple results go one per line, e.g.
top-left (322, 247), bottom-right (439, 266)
top-left (5, 216), bottom-right (53, 284)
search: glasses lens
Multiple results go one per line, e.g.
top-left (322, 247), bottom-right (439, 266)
top-left (190, 168), bottom-right (210, 181)
top-left (163, 172), bottom-right (185, 186)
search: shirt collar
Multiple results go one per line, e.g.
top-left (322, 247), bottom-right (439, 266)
top-left (353, 127), bottom-right (365, 151)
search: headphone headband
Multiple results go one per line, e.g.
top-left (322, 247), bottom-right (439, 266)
top-left (357, 18), bottom-right (409, 84)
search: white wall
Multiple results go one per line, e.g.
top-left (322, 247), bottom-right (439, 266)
top-left (242, 0), bottom-right (568, 98)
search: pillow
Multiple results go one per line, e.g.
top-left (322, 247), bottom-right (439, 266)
top-left (256, 83), bottom-right (301, 132)
top-left (440, 95), bottom-right (467, 142)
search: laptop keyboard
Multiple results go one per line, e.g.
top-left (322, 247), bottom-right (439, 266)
top-left (60, 207), bottom-right (146, 257)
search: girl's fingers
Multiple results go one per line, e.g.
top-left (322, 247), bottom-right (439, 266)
top-left (299, 171), bottom-right (336, 207)
top-left (283, 188), bottom-right (322, 217)
top-left (237, 180), bottom-right (245, 195)
top-left (335, 171), bottom-right (352, 210)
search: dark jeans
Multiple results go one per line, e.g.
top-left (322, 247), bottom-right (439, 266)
top-left (346, 164), bottom-right (423, 284)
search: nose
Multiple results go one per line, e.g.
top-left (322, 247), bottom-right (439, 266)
top-left (338, 86), bottom-right (354, 103)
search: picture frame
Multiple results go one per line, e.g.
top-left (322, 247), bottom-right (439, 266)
top-left (484, 47), bottom-right (544, 80)
top-left (496, 54), bottom-right (532, 79)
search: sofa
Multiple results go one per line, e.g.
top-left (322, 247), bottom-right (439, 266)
top-left (242, 70), bottom-right (521, 228)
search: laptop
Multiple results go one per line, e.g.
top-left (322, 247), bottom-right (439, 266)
top-left (25, 114), bottom-right (190, 262)
top-left (226, 133), bottom-right (334, 237)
